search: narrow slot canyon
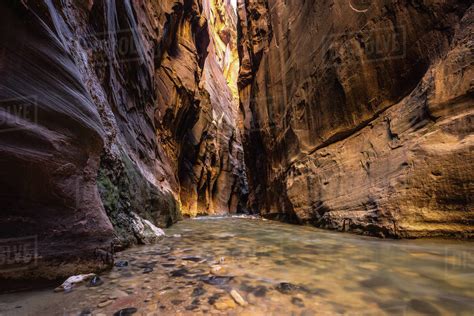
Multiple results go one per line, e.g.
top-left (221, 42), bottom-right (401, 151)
top-left (0, 0), bottom-right (473, 315)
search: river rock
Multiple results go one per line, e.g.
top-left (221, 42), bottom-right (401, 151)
top-left (214, 296), bottom-right (237, 310)
top-left (230, 289), bottom-right (248, 306)
top-left (114, 261), bottom-right (129, 268)
top-left (210, 265), bottom-right (228, 276)
top-left (202, 275), bottom-right (234, 286)
top-left (97, 300), bottom-right (114, 308)
top-left (113, 308), bottom-right (138, 316)
top-left (276, 282), bottom-right (299, 294)
top-left (88, 276), bottom-right (104, 287)
top-left (54, 274), bottom-right (96, 292)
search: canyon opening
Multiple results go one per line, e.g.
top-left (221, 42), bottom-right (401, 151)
top-left (0, 0), bottom-right (473, 315)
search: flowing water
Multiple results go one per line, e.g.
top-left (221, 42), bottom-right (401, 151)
top-left (0, 217), bottom-right (473, 315)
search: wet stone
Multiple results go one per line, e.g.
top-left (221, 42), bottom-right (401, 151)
top-left (291, 297), bottom-right (305, 308)
top-left (79, 309), bottom-right (92, 316)
top-left (113, 307), bottom-right (138, 316)
top-left (230, 289), bottom-right (247, 306)
top-left (114, 261), bottom-right (129, 267)
top-left (161, 263), bottom-right (175, 268)
top-left (276, 282), bottom-right (299, 294)
top-left (202, 275), bottom-right (234, 286)
top-left (185, 304), bottom-right (199, 311)
top-left (254, 286), bottom-right (267, 297)
top-left (170, 268), bottom-right (189, 277)
top-left (208, 293), bottom-right (224, 305)
top-left (192, 286), bottom-right (207, 297)
top-left (97, 300), bottom-right (113, 308)
top-left (214, 296), bottom-right (237, 310)
top-left (88, 276), bottom-right (104, 287)
top-left (182, 256), bottom-right (204, 262)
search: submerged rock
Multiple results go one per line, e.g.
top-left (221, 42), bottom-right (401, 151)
top-left (276, 282), bottom-right (299, 294)
top-left (291, 297), bottom-right (305, 308)
top-left (97, 300), bottom-right (113, 308)
top-left (113, 308), bottom-right (138, 316)
top-left (88, 276), bottom-right (104, 287)
top-left (114, 261), bottom-right (129, 268)
top-left (214, 296), bottom-right (237, 310)
top-left (230, 289), bottom-right (247, 306)
top-left (202, 275), bottom-right (234, 286)
top-left (192, 286), bottom-right (207, 297)
top-left (210, 265), bottom-right (228, 276)
top-left (182, 256), bottom-right (204, 262)
top-left (170, 268), bottom-right (189, 277)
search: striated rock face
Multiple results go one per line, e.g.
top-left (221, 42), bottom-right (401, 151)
top-left (238, 0), bottom-right (473, 237)
top-left (0, 0), bottom-right (246, 281)
top-left (178, 0), bottom-right (248, 216)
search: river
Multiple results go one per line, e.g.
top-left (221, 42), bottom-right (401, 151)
top-left (0, 216), bottom-right (473, 315)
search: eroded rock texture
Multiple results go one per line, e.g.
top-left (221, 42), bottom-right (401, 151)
top-left (178, 0), bottom-right (248, 216)
top-left (238, 0), bottom-right (473, 237)
top-left (0, 0), bottom-right (246, 280)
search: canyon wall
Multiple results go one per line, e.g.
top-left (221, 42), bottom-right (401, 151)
top-left (0, 0), bottom-right (246, 281)
top-left (238, 0), bottom-right (473, 238)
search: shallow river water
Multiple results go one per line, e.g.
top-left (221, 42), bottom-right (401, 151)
top-left (1, 217), bottom-right (473, 315)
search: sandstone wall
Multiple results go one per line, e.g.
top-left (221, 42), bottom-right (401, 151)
top-left (238, 0), bottom-right (473, 237)
top-left (0, 0), bottom-right (246, 281)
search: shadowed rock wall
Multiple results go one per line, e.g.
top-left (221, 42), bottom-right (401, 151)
top-left (238, 0), bottom-right (473, 237)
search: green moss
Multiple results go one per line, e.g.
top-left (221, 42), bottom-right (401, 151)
top-left (96, 150), bottom-right (181, 249)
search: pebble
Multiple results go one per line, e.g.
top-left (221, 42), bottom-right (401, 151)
top-left (202, 275), bottom-right (234, 286)
top-left (79, 309), bottom-right (92, 316)
top-left (230, 289), bottom-right (247, 306)
top-left (115, 261), bottom-right (129, 267)
top-left (89, 276), bottom-right (104, 287)
top-left (113, 307), bottom-right (138, 316)
top-left (97, 300), bottom-right (113, 308)
top-left (210, 265), bottom-right (227, 276)
top-left (170, 268), bottom-right (189, 277)
top-left (214, 296), bottom-right (237, 310)
top-left (182, 256), bottom-right (204, 262)
top-left (276, 282), bottom-right (299, 294)
top-left (192, 286), bottom-right (207, 297)
top-left (247, 293), bottom-right (257, 304)
top-left (291, 297), bottom-right (305, 308)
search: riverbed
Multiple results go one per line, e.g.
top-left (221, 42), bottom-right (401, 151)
top-left (0, 217), bottom-right (473, 315)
